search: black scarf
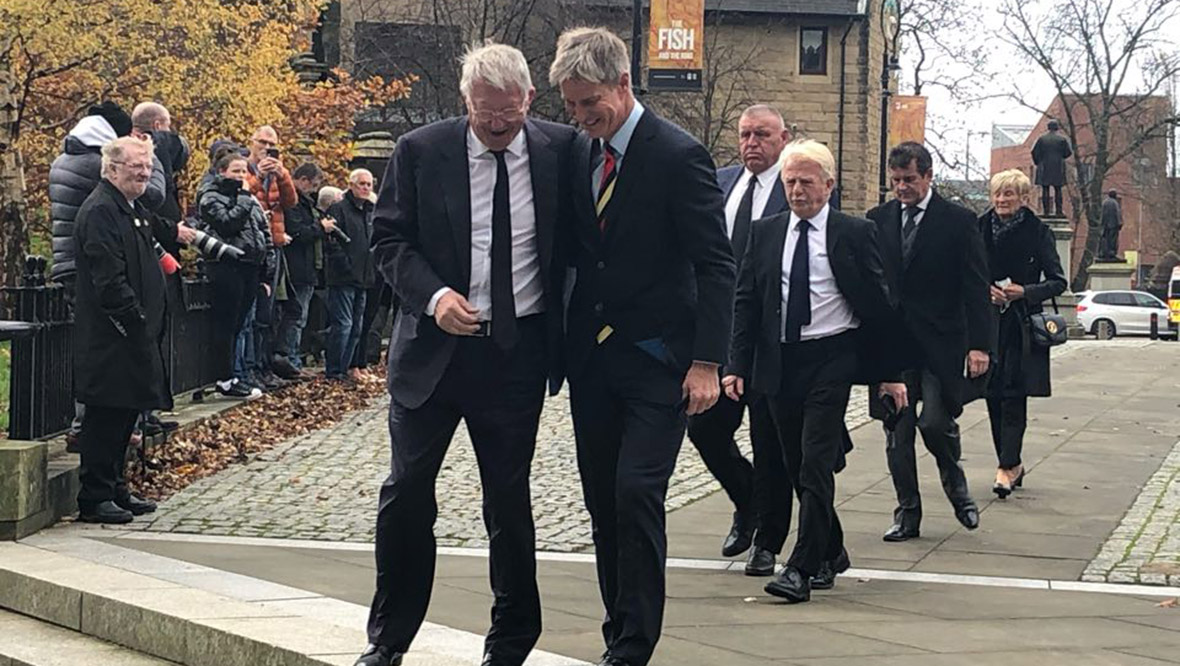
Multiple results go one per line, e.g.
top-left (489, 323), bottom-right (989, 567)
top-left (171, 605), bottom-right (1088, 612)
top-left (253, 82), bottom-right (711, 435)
top-left (988, 206), bottom-right (1028, 246)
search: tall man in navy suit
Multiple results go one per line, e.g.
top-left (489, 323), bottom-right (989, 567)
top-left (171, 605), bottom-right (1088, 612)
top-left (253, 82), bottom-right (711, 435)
top-left (550, 27), bottom-right (735, 666)
top-left (356, 44), bottom-right (577, 666)
top-left (688, 104), bottom-right (792, 576)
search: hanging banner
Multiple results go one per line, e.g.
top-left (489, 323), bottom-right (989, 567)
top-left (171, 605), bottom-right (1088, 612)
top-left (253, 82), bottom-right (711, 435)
top-left (648, 0), bottom-right (704, 91)
top-left (889, 95), bottom-right (927, 146)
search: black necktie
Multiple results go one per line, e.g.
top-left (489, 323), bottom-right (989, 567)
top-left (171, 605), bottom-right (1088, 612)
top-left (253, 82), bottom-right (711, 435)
top-left (902, 205), bottom-right (920, 261)
top-left (785, 219), bottom-right (812, 343)
top-left (731, 173), bottom-right (758, 266)
top-left (490, 150), bottom-right (517, 349)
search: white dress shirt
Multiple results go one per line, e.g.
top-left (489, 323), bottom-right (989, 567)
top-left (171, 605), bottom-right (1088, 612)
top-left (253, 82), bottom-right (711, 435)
top-left (904, 186), bottom-right (933, 231)
top-left (780, 204), bottom-right (859, 341)
top-left (723, 164), bottom-right (780, 240)
top-left (426, 127), bottom-right (544, 320)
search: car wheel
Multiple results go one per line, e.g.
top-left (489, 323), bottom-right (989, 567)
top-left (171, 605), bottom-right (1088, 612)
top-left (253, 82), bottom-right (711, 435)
top-left (1094, 319), bottom-right (1116, 340)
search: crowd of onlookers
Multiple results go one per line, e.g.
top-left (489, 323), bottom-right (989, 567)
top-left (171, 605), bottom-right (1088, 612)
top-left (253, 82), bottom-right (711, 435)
top-left (47, 101), bottom-right (390, 524)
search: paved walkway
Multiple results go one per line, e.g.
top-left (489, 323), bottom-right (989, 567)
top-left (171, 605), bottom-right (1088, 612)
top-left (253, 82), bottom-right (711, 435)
top-left (80, 338), bottom-right (1180, 664)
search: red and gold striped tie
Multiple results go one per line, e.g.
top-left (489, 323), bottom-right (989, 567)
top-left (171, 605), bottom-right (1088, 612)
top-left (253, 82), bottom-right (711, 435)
top-left (596, 143), bottom-right (618, 234)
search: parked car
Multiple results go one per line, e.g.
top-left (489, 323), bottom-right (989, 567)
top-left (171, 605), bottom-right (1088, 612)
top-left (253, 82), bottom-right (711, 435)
top-left (1076, 290), bottom-right (1178, 339)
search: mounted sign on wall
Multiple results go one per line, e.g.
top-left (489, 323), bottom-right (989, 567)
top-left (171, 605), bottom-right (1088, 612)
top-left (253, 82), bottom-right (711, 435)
top-left (647, 0), bottom-right (704, 91)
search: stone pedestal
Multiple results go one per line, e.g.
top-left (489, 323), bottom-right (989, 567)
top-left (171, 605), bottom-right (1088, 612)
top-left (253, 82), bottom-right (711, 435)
top-left (1045, 217), bottom-right (1084, 335)
top-left (1089, 260), bottom-right (1135, 291)
top-left (0, 440), bottom-right (47, 540)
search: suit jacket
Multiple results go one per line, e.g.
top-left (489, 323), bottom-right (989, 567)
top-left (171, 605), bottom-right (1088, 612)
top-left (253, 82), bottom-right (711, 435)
top-left (866, 190), bottom-right (990, 417)
top-left (565, 110), bottom-right (736, 380)
top-left (717, 164), bottom-right (788, 274)
top-left (729, 208), bottom-right (898, 395)
top-left (1031, 132), bottom-right (1072, 187)
top-left (372, 117), bottom-right (577, 408)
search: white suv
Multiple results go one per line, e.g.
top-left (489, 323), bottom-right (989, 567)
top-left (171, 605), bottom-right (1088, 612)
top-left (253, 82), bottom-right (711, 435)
top-left (1076, 290), bottom-right (1177, 339)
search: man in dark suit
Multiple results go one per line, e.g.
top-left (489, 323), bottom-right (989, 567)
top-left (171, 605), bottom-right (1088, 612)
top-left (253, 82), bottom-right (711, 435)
top-left (866, 141), bottom-right (991, 543)
top-left (688, 104), bottom-right (791, 576)
top-left (725, 139), bottom-right (907, 604)
top-left (549, 27), bottom-right (736, 666)
top-left (357, 43), bottom-right (577, 666)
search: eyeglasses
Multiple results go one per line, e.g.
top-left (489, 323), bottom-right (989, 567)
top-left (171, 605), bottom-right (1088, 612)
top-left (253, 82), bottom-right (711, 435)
top-left (252, 137), bottom-right (277, 147)
top-left (113, 161), bottom-right (153, 172)
top-left (470, 108), bottom-right (526, 123)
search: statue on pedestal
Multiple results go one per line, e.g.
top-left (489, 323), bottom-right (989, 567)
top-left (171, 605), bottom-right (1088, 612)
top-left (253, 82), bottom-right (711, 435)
top-left (1031, 119), bottom-right (1072, 217)
top-left (1099, 190), bottom-right (1123, 260)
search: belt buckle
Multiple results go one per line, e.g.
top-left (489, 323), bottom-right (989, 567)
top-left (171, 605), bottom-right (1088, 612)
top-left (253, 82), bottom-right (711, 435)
top-left (473, 321), bottom-right (492, 337)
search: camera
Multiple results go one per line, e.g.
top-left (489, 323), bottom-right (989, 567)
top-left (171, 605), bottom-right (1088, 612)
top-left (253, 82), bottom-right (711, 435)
top-left (190, 229), bottom-right (245, 260)
top-left (265, 147), bottom-right (280, 159)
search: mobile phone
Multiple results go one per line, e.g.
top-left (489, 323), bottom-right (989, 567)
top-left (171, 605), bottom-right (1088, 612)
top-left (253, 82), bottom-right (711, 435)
top-left (266, 147), bottom-right (280, 159)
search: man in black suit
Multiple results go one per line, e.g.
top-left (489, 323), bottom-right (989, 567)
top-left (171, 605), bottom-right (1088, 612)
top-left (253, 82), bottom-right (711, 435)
top-left (549, 27), bottom-right (735, 666)
top-left (357, 43), bottom-right (577, 666)
top-left (688, 104), bottom-right (791, 576)
top-left (866, 142), bottom-right (991, 543)
top-left (725, 139), bottom-right (907, 604)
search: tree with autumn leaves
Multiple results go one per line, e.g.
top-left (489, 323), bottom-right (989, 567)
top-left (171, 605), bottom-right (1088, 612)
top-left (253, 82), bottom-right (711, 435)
top-left (0, 0), bottom-right (411, 287)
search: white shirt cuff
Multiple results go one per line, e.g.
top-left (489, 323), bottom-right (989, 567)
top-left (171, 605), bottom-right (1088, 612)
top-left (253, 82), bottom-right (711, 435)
top-left (426, 287), bottom-right (452, 316)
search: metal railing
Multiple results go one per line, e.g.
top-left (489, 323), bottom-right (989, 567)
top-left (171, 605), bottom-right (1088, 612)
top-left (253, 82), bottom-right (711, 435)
top-left (2, 256), bottom-right (223, 440)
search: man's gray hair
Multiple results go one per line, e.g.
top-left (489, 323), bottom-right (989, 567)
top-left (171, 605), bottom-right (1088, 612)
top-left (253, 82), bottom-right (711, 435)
top-left (780, 139), bottom-right (836, 181)
top-left (548, 27), bottom-right (630, 86)
top-left (100, 136), bottom-right (154, 177)
top-left (131, 102), bottom-right (169, 132)
top-left (459, 42), bottom-right (533, 99)
top-left (318, 186), bottom-right (344, 210)
top-left (741, 104), bottom-right (785, 127)
top-left (348, 168), bottom-right (374, 184)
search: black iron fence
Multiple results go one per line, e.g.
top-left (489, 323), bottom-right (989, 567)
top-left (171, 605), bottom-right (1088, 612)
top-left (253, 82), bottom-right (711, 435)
top-left (2, 256), bottom-right (222, 440)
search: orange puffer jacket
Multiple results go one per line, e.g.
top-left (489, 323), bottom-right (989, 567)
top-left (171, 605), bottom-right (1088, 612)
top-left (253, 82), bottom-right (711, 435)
top-left (245, 165), bottom-right (297, 242)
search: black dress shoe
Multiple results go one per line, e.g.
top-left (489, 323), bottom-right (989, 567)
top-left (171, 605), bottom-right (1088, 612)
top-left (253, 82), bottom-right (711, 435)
top-left (77, 501), bottom-right (134, 524)
top-left (765, 565), bottom-right (811, 603)
top-left (955, 505), bottom-right (980, 530)
top-left (721, 511), bottom-right (755, 557)
top-left (744, 546), bottom-right (776, 577)
top-left (354, 644), bottom-right (404, 666)
top-left (810, 548), bottom-right (851, 590)
top-left (882, 523), bottom-right (920, 542)
top-left (115, 493), bottom-right (157, 515)
top-left (597, 656), bottom-right (629, 666)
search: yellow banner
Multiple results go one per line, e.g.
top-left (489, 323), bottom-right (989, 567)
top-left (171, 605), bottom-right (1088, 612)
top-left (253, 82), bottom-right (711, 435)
top-left (888, 95), bottom-right (927, 147)
top-left (648, 0), bottom-right (704, 90)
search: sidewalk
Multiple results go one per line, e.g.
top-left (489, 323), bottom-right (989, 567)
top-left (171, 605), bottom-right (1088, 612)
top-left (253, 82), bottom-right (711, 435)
top-left (37, 339), bottom-right (1180, 664)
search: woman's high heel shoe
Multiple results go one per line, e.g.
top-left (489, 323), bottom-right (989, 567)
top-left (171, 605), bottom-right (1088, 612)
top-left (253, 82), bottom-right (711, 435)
top-left (993, 469), bottom-right (1013, 499)
top-left (1012, 466), bottom-right (1025, 489)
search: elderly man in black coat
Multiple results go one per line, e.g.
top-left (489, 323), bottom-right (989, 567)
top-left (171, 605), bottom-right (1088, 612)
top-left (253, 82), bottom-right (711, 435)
top-left (1030, 120), bottom-right (1072, 218)
top-left (72, 136), bottom-right (171, 525)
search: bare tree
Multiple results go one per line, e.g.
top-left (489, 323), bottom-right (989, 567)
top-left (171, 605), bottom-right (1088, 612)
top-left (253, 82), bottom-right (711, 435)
top-left (1000, 0), bottom-right (1180, 290)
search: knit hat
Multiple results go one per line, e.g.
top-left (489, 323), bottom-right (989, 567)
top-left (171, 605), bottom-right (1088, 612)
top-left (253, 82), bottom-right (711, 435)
top-left (88, 101), bottom-right (132, 137)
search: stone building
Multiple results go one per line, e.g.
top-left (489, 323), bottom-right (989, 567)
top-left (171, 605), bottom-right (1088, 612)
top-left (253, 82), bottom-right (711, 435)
top-left (322, 0), bottom-right (895, 215)
top-left (991, 94), bottom-right (1179, 284)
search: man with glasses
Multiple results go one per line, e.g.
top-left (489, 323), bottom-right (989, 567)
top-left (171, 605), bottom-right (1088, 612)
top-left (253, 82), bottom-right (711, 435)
top-left (355, 42), bottom-right (577, 666)
top-left (72, 137), bottom-right (173, 524)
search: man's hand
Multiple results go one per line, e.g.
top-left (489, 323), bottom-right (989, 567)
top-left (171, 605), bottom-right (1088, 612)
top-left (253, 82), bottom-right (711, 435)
top-left (1002, 283), bottom-right (1025, 301)
top-left (683, 361), bottom-right (720, 416)
top-left (434, 290), bottom-right (480, 335)
top-left (257, 157), bottom-right (280, 175)
top-left (262, 283), bottom-right (272, 298)
top-left (175, 223), bottom-right (197, 245)
top-left (990, 285), bottom-right (1008, 306)
top-left (967, 350), bottom-right (990, 378)
top-left (878, 382), bottom-right (909, 409)
top-left (722, 374), bottom-right (744, 402)
top-left (320, 217), bottom-right (337, 233)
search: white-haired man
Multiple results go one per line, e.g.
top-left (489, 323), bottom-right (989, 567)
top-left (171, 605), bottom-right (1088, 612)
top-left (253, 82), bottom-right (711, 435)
top-left (550, 27), bottom-right (735, 666)
top-left (71, 137), bottom-right (173, 524)
top-left (323, 168), bottom-right (376, 382)
top-left (357, 43), bottom-right (577, 666)
top-left (725, 140), bottom-right (907, 604)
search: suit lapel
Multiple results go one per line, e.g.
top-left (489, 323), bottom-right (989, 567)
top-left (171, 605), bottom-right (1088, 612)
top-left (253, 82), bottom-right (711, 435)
top-left (905, 192), bottom-right (940, 272)
top-left (765, 179), bottom-right (788, 216)
top-left (441, 120), bottom-right (473, 291)
top-left (572, 133), bottom-right (599, 254)
top-left (601, 111), bottom-right (656, 245)
top-left (524, 121), bottom-right (556, 277)
top-left (826, 210), bottom-right (854, 292)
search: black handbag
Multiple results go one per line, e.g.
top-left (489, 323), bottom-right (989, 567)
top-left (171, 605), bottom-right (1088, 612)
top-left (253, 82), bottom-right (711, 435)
top-left (1028, 297), bottom-right (1068, 347)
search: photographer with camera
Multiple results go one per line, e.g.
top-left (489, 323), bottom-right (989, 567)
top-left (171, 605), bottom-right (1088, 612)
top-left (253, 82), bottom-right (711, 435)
top-left (323, 168), bottom-right (375, 383)
top-left (276, 162), bottom-right (331, 377)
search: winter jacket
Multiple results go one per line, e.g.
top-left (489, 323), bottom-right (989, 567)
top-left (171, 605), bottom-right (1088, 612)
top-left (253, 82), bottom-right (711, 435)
top-left (245, 163), bottom-right (297, 242)
top-left (72, 180), bottom-right (172, 411)
top-left (283, 191), bottom-right (324, 286)
top-left (150, 130), bottom-right (190, 224)
top-left (197, 176), bottom-right (275, 284)
top-left (324, 190), bottom-right (375, 288)
top-left (49, 116), bottom-right (166, 283)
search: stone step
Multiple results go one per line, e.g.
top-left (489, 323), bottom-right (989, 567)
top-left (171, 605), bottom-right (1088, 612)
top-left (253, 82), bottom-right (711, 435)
top-left (0, 608), bottom-right (178, 665)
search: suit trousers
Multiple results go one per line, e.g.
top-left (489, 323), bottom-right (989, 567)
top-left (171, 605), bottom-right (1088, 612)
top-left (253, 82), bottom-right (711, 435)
top-left (768, 333), bottom-right (855, 576)
top-left (986, 396), bottom-right (1027, 470)
top-left (569, 339), bottom-right (687, 666)
top-left (686, 394), bottom-right (791, 552)
top-left (76, 405), bottom-right (141, 509)
top-left (885, 368), bottom-right (974, 529)
top-left (366, 317), bottom-right (546, 664)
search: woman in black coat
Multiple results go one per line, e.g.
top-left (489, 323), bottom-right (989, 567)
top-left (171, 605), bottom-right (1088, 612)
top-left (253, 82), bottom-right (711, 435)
top-left (980, 169), bottom-right (1067, 497)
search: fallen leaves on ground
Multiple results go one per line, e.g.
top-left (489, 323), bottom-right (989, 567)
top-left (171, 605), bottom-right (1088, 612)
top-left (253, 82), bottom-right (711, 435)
top-left (126, 371), bottom-right (386, 501)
